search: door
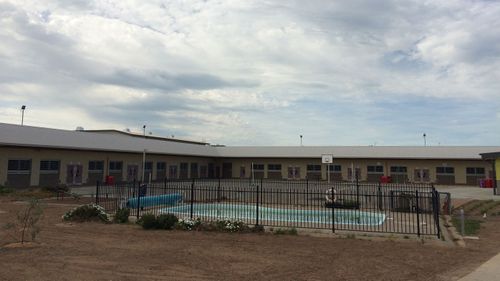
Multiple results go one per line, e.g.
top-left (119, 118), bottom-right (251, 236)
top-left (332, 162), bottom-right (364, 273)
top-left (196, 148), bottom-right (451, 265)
top-left (414, 169), bottom-right (430, 182)
top-left (287, 167), bottom-right (300, 179)
top-left (127, 165), bottom-right (138, 181)
top-left (66, 164), bottom-right (83, 185)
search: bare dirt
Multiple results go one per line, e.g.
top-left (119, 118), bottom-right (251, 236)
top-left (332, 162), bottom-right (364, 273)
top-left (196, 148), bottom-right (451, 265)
top-left (1, 196), bottom-right (500, 281)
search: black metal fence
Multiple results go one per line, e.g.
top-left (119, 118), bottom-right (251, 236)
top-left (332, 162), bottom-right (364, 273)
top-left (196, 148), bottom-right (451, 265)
top-left (96, 179), bottom-right (441, 238)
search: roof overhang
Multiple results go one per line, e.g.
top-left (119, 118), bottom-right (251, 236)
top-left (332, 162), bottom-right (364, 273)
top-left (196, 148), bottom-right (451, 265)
top-left (480, 152), bottom-right (500, 160)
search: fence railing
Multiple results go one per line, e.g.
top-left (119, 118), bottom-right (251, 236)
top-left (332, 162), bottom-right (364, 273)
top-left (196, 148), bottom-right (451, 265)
top-left (96, 179), bottom-right (441, 238)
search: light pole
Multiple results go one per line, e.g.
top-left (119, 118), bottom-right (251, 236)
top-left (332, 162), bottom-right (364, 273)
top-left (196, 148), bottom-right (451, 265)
top-left (300, 135), bottom-right (303, 146)
top-left (21, 105), bottom-right (26, 126)
top-left (142, 125), bottom-right (146, 182)
top-left (423, 133), bottom-right (427, 146)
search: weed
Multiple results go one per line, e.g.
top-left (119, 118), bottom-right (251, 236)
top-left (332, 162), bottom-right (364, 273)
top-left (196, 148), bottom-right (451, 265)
top-left (3, 198), bottom-right (44, 243)
top-left (452, 217), bottom-right (482, 235)
top-left (113, 208), bottom-right (130, 223)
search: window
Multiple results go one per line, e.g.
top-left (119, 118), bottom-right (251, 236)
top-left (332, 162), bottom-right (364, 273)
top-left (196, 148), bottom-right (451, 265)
top-left (367, 165), bottom-right (383, 173)
top-left (180, 163), bottom-right (188, 170)
top-left (307, 165), bottom-right (321, 171)
top-left (436, 167), bottom-right (454, 174)
top-left (157, 162), bottom-right (166, 170)
top-left (252, 164), bottom-right (264, 171)
top-left (268, 164), bottom-right (282, 171)
top-left (89, 161), bottom-right (104, 171)
top-left (200, 165), bottom-right (208, 178)
top-left (145, 161), bottom-right (153, 171)
top-left (109, 161), bottom-right (123, 171)
top-left (40, 160), bottom-right (60, 171)
top-left (466, 167), bottom-right (485, 175)
top-left (328, 165), bottom-right (341, 172)
top-left (8, 160), bottom-right (31, 172)
top-left (390, 166), bottom-right (407, 173)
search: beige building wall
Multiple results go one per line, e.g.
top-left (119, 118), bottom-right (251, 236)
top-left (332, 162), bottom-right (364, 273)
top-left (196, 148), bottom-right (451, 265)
top-left (1, 146), bottom-right (493, 187)
top-left (0, 146), bottom-right (215, 187)
top-left (219, 157), bottom-right (491, 185)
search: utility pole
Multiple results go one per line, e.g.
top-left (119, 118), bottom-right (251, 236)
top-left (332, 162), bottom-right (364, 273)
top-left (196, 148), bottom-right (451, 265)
top-left (21, 105), bottom-right (26, 126)
top-left (142, 125), bottom-right (146, 182)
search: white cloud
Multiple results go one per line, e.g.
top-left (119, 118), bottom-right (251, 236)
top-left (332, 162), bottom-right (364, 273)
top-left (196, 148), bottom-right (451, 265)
top-left (0, 0), bottom-right (499, 145)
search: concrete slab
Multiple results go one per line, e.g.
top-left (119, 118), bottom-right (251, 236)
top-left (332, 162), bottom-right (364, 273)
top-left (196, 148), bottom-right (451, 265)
top-left (458, 252), bottom-right (500, 281)
top-left (435, 186), bottom-right (499, 200)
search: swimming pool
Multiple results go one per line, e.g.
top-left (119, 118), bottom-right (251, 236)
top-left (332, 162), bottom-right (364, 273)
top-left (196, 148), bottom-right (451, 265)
top-left (160, 203), bottom-right (386, 226)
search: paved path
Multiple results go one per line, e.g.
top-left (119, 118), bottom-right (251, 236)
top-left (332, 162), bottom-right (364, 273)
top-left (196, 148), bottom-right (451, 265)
top-left (435, 186), bottom-right (498, 200)
top-left (458, 252), bottom-right (500, 281)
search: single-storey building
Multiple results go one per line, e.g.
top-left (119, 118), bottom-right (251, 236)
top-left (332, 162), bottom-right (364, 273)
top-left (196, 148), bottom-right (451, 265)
top-left (1, 122), bottom-right (499, 188)
top-left (480, 152), bottom-right (500, 194)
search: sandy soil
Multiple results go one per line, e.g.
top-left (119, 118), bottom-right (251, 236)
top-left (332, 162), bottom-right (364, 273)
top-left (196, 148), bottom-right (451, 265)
top-left (1, 197), bottom-right (500, 281)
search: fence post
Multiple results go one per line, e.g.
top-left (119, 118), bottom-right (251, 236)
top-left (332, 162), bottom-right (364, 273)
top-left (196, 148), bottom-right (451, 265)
top-left (356, 176), bottom-right (360, 205)
top-left (331, 187), bottom-right (335, 233)
top-left (217, 177), bottom-right (221, 202)
top-left (433, 189), bottom-right (441, 239)
top-left (377, 182), bottom-right (382, 211)
top-left (190, 178), bottom-right (195, 220)
top-left (163, 177), bottom-right (166, 193)
top-left (95, 180), bottom-right (100, 205)
top-left (416, 190), bottom-right (420, 237)
top-left (136, 181), bottom-right (141, 220)
top-left (460, 208), bottom-right (465, 236)
top-left (256, 181), bottom-right (260, 226)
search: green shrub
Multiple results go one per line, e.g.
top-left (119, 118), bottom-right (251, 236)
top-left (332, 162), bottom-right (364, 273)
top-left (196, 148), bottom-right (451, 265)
top-left (176, 218), bottom-right (202, 231)
top-left (138, 213), bottom-right (179, 230)
top-left (139, 213), bottom-right (158, 230)
top-left (215, 219), bottom-right (247, 232)
top-left (0, 185), bottom-right (14, 194)
top-left (63, 204), bottom-right (109, 222)
top-left (452, 217), bottom-right (482, 235)
top-left (113, 208), bottom-right (130, 223)
top-left (273, 228), bottom-right (298, 235)
top-left (251, 224), bottom-right (265, 233)
top-left (42, 184), bottom-right (69, 194)
top-left (157, 214), bottom-right (178, 230)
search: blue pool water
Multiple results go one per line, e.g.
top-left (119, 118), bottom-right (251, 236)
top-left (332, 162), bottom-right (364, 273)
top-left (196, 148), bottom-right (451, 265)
top-left (160, 203), bottom-right (385, 226)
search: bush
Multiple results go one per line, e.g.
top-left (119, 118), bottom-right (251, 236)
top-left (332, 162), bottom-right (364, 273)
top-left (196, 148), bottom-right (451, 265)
top-left (42, 184), bottom-right (69, 194)
top-left (214, 219), bottom-right (248, 232)
top-left (139, 213), bottom-right (158, 230)
top-left (176, 218), bottom-right (202, 231)
top-left (63, 204), bottom-right (109, 222)
top-left (0, 185), bottom-right (14, 194)
top-left (113, 208), bottom-right (130, 223)
top-left (157, 214), bottom-right (178, 230)
top-left (273, 228), bottom-right (298, 235)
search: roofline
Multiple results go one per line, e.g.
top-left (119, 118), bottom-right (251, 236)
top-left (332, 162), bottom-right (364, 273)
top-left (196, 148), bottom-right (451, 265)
top-left (0, 143), bottom-right (216, 158)
top-left (480, 152), bottom-right (500, 160)
top-left (82, 129), bottom-right (209, 145)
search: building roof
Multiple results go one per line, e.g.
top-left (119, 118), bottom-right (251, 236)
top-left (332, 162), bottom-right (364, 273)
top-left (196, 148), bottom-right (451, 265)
top-left (82, 129), bottom-right (209, 145)
top-left (0, 123), bottom-right (216, 157)
top-left (216, 146), bottom-right (500, 159)
top-left (480, 152), bottom-right (500, 160)
top-left (1, 122), bottom-right (499, 160)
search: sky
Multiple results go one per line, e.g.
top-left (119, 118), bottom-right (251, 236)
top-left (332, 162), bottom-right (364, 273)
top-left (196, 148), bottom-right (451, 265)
top-left (0, 0), bottom-right (499, 146)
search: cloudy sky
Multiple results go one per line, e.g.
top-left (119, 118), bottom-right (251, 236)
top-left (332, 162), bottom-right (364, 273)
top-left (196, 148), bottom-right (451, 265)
top-left (1, 0), bottom-right (499, 146)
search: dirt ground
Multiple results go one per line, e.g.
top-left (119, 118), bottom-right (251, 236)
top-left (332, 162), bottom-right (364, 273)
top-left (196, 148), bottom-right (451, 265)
top-left (1, 197), bottom-right (500, 281)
